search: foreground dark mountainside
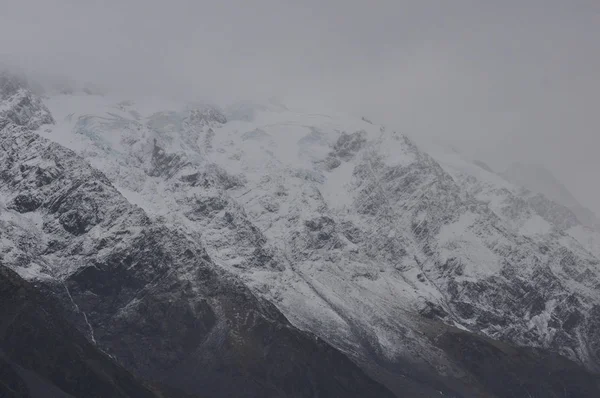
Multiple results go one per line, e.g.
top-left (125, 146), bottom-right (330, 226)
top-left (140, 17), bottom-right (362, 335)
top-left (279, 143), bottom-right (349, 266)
top-left (2, 72), bottom-right (600, 397)
top-left (0, 265), bottom-right (179, 398)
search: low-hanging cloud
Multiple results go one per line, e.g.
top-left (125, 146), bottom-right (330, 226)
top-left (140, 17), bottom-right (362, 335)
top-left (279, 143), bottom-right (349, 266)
top-left (2, 0), bottom-right (600, 212)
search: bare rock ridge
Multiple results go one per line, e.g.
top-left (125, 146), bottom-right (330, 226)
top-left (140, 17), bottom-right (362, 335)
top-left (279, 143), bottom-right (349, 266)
top-left (2, 72), bottom-right (600, 397)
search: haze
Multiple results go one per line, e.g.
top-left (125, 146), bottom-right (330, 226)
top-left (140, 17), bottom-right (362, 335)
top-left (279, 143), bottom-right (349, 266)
top-left (2, 1), bottom-right (599, 213)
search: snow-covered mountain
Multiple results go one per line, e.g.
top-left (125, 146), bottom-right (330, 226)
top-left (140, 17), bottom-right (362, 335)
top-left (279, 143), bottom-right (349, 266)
top-left (0, 74), bottom-right (395, 398)
top-left (2, 72), bottom-right (600, 397)
top-left (501, 162), bottom-right (600, 229)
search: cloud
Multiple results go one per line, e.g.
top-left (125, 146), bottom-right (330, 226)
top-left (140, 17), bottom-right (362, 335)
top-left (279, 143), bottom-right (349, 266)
top-left (2, 0), bottom-right (600, 211)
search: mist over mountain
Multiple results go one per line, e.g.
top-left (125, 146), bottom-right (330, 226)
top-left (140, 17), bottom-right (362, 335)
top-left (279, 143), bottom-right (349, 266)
top-left (3, 1), bottom-right (600, 215)
top-left (501, 163), bottom-right (600, 229)
top-left (2, 2), bottom-right (600, 397)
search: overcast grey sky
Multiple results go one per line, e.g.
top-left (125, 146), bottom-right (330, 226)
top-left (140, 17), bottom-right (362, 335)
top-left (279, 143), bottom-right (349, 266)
top-left (2, 1), bottom-right (600, 212)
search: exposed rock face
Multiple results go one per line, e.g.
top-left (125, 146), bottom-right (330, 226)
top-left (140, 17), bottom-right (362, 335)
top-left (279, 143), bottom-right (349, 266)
top-left (148, 138), bottom-right (190, 178)
top-left (332, 130), bottom-right (367, 161)
top-left (3, 73), bottom-right (600, 397)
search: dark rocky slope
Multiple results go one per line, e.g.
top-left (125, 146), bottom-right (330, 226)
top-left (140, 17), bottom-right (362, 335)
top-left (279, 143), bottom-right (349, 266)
top-left (0, 265), bottom-right (175, 398)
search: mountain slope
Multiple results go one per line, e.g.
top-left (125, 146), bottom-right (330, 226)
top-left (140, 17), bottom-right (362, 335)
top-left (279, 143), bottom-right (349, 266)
top-left (3, 73), bottom-right (600, 396)
top-left (22, 87), bottom-right (600, 395)
top-left (0, 119), bottom-right (394, 396)
top-left (0, 264), bottom-right (183, 398)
